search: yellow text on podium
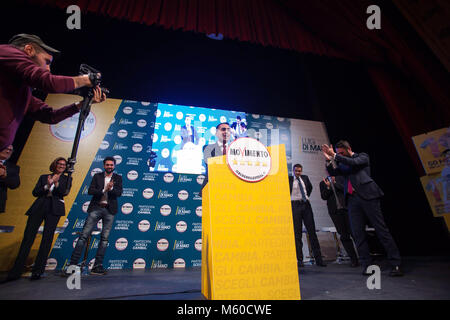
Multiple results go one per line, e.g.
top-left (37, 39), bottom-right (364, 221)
top-left (201, 144), bottom-right (300, 300)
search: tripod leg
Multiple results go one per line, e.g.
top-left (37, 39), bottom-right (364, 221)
top-left (81, 235), bottom-right (92, 275)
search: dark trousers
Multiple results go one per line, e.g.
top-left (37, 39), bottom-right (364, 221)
top-left (9, 199), bottom-right (60, 277)
top-left (70, 207), bottom-right (115, 267)
top-left (291, 200), bottom-right (323, 263)
top-left (347, 194), bottom-right (401, 267)
top-left (328, 209), bottom-right (358, 261)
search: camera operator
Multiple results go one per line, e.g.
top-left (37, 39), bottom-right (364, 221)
top-left (0, 33), bottom-right (106, 151)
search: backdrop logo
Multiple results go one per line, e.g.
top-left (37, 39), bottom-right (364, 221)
top-left (161, 148), bottom-right (170, 158)
top-left (196, 206), bottom-right (202, 217)
top-left (90, 168), bottom-right (103, 177)
top-left (127, 170), bottom-right (139, 181)
top-left (82, 201), bottom-right (90, 213)
top-left (100, 140), bottom-right (110, 150)
top-left (157, 238), bottom-right (169, 251)
top-left (158, 190), bottom-right (173, 199)
top-left (115, 238), bottom-right (128, 251)
top-left (133, 258), bottom-right (146, 269)
top-left (50, 111), bottom-right (96, 142)
top-left (132, 143), bottom-right (143, 152)
top-left (196, 175), bottom-right (206, 185)
top-left (117, 129), bottom-right (128, 138)
top-left (227, 137), bottom-right (271, 182)
top-left (163, 173), bottom-right (174, 183)
top-left (301, 137), bottom-right (322, 153)
top-left (175, 221), bottom-right (188, 233)
top-left (195, 239), bottom-right (202, 251)
top-left (45, 258), bottom-right (57, 271)
top-left (151, 260), bottom-right (168, 269)
top-left (138, 220), bottom-right (150, 232)
top-left (137, 119), bottom-right (147, 127)
top-left (178, 190), bottom-right (189, 200)
top-left (123, 106), bottom-right (133, 114)
top-left (174, 258), bottom-right (186, 269)
top-left (113, 155), bottom-right (122, 165)
top-left (142, 188), bottom-right (154, 199)
top-left (160, 205), bottom-right (172, 216)
top-left (121, 203), bottom-right (134, 215)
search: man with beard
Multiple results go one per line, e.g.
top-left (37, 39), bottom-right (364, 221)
top-left (201, 122), bottom-right (232, 192)
top-left (322, 141), bottom-right (403, 276)
top-left (65, 156), bottom-right (122, 275)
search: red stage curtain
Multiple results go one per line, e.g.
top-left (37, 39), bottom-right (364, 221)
top-left (26, 0), bottom-right (450, 174)
top-left (27, 0), bottom-right (348, 59)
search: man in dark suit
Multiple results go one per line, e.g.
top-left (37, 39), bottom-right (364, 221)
top-left (7, 157), bottom-right (71, 281)
top-left (322, 140), bottom-right (403, 276)
top-left (319, 175), bottom-right (359, 267)
top-left (201, 122), bottom-right (231, 192)
top-left (289, 163), bottom-right (326, 267)
top-left (66, 156), bottom-right (122, 275)
top-left (0, 145), bottom-right (20, 213)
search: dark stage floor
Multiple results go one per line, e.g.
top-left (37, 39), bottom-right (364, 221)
top-left (0, 256), bottom-right (449, 300)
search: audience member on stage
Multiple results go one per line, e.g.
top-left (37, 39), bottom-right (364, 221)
top-left (289, 164), bottom-right (326, 267)
top-left (322, 141), bottom-right (403, 276)
top-left (201, 122), bottom-right (231, 192)
top-left (0, 145), bottom-right (20, 213)
top-left (0, 33), bottom-right (106, 151)
top-left (6, 157), bottom-right (71, 281)
top-left (319, 175), bottom-right (359, 267)
top-left (65, 156), bottom-right (122, 275)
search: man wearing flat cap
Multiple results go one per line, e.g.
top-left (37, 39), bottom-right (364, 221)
top-left (0, 34), bottom-right (107, 151)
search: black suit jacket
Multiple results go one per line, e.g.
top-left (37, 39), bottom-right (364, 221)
top-left (288, 174), bottom-right (313, 199)
top-left (87, 172), bottom-right (123, 215)
top-left (319, 176), bottom-right (345, 213)
top-left (0, 160), bottom-right (20, 213)
top-left (326, 152), bottom-right (384, 201)
top-left (25, 174), bottom-right (72, 217)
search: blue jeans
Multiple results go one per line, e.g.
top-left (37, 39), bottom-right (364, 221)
top-left (70, 208), bottom-right (115, 267)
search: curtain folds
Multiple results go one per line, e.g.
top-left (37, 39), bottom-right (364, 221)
top-left (26, 0), bottom-right (450, 174)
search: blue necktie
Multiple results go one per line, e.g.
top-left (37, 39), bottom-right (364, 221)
top-left (296, 177), bottom-right (307, 201)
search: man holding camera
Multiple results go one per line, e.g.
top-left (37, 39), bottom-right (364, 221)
top-left (0, 33), bottom-right (106, 151)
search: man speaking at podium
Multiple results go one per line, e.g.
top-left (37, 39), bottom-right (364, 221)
top-left (201, 122), bottom-right (231, 191)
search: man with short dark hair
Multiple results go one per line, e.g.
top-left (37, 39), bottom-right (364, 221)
top-left (201, 122), bottom-right (231, 191)
top-left (0, 145), bottom-right (20, 213)
top-left (0, 33), bottom-right (106, 151)
top-left (322, 141), bottom-right (403, 276)
top-left (289, 163), bottom-right (326, 267)
top-left (65, 156), bottom-right (122, 275)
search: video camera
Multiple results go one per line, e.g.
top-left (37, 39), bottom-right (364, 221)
top-left (72, 64), bottom-right (110, 98)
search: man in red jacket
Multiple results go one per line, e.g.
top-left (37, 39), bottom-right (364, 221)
top-left (0, 33), bottom-right (106, 151)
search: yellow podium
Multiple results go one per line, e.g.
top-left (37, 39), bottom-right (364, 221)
top-left (201, 144), bottom-right (301, 300)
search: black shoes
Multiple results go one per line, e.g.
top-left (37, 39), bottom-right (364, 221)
top-left (389, 265), bottom-right (404, 277)
top-left (350, 260), bottom-right (360, 268)
top-left (361, 265), bottom-right (404, 276)
top-left (315, 260), bottom-right (327, 267)
top-left (30, 273), bottom-right (42, 281)
top-left (90, 265), bottom-right (107, 275)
